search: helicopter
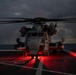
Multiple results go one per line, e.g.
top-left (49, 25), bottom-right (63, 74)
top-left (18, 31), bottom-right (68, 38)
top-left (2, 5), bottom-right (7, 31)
top-left (0, 17), bottom-right (76, 59)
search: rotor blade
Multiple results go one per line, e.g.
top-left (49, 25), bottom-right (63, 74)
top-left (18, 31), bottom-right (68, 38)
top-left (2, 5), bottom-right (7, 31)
top-left (0, 19), bottom-right (33, 24)
top-left (1, 17), bottom-right (76, 21)
top-left (0, 17), bottom-right (76, 24)
top-left (33, 17), bottom-right (76, 22)
top-left (0, 21), bottom-right (33, 24)
top-left (2, 17), bottom-right (31, 19)
top-left (33, 17), bottom-right (76, 23)
top-left (48, 18), bottom-right (76, 22)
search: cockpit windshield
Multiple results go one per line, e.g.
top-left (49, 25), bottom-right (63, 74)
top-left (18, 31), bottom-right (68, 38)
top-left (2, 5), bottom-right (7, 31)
top-left (32, 33), bottom-right (37, 36)
top-left (27, 33), bottom-right (31, 37)
top-left (38, 33), bottom-right (43, 37)
top-left (28, 32), bottom-right (43, 37)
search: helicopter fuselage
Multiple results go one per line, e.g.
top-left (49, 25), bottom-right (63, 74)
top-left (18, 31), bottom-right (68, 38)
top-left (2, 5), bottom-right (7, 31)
top-left (27, 30), bottom-right (42, 54)
top-left (15, 23), bottom-right (64, 58)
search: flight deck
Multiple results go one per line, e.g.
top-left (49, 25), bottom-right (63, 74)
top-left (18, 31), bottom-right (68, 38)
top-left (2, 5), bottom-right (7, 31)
top-left (0, 50), bottom-right (76, 75)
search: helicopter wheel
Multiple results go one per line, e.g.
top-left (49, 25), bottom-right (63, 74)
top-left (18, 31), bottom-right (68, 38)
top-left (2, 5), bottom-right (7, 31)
top-left (36, 55), bottom-right (38, 59)
top-left (49, 50), bottom-right (52, 55)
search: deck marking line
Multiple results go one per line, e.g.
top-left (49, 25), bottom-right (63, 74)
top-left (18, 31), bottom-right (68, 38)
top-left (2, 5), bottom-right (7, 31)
top-left (0, 61), bottom-right (75, 75)
top-left (0, 50), bottom-right (24, 52)
top-left (35, 61), bottom-right (43, 75)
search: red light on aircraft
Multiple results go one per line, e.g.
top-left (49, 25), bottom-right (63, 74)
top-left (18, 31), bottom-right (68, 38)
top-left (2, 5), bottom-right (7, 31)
top-left (17, 47), bottom-right (26, 50)
top-left (38, 51), bottom-right (44, 54)
top-left (34, 56), bottom-right (36, 59)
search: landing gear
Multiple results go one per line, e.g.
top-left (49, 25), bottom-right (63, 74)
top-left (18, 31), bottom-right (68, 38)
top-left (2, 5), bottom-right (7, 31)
top-left (36, 55), bottom-right (38, 60)
top-left (52, 50), bottom-right (57, 55)
top-left (44, 50), bottom-right (49, 55)
top-left (32, 55), bottom-right (34, 59)
top-left (49, 50), bottom-right (57, 55)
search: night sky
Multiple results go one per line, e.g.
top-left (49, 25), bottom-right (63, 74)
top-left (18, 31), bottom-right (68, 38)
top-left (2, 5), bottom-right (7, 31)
top-left (0, 0), bottom-right (76, 44)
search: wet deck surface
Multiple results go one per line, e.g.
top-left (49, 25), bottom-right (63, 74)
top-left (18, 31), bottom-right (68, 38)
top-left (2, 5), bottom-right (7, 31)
top-left (0, 51), bottom-right (76, 75)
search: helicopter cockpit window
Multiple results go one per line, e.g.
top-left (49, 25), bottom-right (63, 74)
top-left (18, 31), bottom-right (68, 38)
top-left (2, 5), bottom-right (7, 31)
top-left (32, 33), bottom-right (37, 36)
top-left (28, 33), bottom-right (31, 37)
top-left (38, 33), bottom-right (43, 37)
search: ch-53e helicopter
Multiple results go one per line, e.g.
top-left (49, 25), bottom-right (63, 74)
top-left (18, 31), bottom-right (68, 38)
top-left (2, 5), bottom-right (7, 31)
top-left (0, 17), bottom-right (76, 59)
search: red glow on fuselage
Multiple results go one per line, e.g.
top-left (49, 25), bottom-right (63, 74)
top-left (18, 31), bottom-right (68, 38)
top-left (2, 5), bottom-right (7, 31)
top-left (49, 47), bottom-right (57, 50)
top-left (38, 51), bottom-right (44, 55)
top-left (17, 47), bottom-right (26, 50)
